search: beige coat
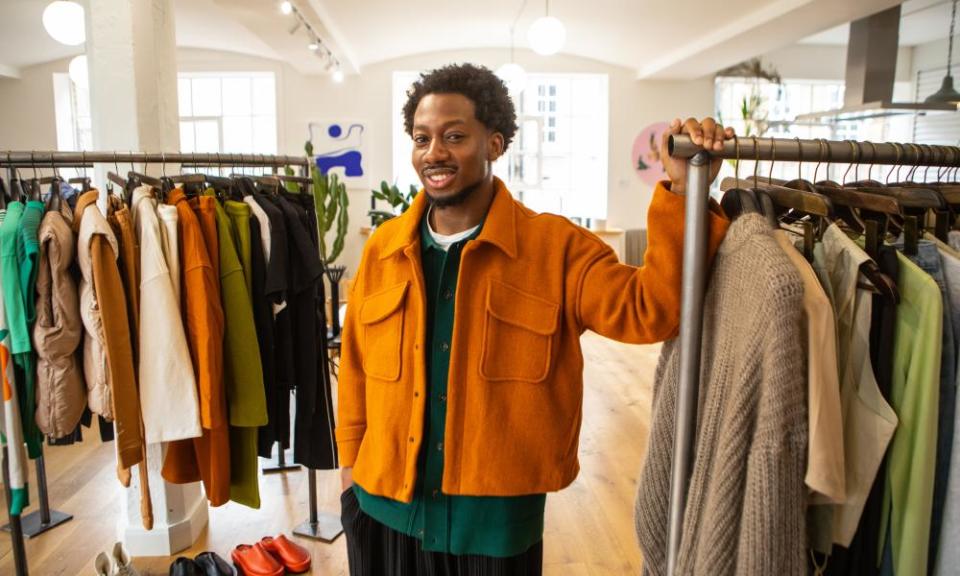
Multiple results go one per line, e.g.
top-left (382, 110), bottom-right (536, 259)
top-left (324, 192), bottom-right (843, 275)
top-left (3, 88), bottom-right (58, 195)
top-left (34, 208), bottom-right (85, 439)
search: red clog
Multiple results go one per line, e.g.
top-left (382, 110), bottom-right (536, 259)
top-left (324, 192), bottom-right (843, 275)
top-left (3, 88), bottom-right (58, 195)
top-left (261, 534), bottom-right (311, 573)
top-left (231, 543), bottom-right (284, 576)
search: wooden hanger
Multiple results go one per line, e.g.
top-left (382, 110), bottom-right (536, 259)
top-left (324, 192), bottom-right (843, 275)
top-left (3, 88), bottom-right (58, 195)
top-left (718, 134), bottom-right (759, 220)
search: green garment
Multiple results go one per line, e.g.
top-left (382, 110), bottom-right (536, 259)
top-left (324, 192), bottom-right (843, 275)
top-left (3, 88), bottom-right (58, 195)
top-left (19, 201), bottom-right (43, 326)
top-left (878, 251), bottom-right (942, 574)
top-left (355, 211), bottom-right (546, 558)
top-left (0, 201), bottom-right (41, 458)
top-left (224, 200), bottom-right (254, 297)
top-left (207, 191), bottom-right (267, 509)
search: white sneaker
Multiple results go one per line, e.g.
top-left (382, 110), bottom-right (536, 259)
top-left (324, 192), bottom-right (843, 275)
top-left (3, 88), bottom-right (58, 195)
top-left (94, 552), bottom-right (112, 576)
top-left (112, 542), bottom-right (140, 576)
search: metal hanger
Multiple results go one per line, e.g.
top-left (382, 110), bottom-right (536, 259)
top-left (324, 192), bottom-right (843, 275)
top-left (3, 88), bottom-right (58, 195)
top-left (26, 152), bottom-right (42, 202)
top-left (45, 153), bottom-right (63, 213)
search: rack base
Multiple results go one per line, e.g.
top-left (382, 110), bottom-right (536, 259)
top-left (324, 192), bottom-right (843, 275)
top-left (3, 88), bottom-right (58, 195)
top-left (1, 509), bottom-right (72, 538)
top-left (293, 512), bottom-right (343, 543)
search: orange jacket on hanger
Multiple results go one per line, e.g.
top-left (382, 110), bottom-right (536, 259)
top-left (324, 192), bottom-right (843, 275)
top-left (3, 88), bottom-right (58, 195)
top-left (162, 188), bottom-right (230, 506)
top-left (336, 178), bottom-right (729, 503)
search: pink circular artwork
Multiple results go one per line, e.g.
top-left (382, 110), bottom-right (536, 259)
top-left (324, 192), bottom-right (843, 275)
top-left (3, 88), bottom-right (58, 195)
top-left (632, 122), bottom-right (669, 185)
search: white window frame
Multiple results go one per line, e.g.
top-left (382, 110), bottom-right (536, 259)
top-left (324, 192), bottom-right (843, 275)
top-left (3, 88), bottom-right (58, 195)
top-left (177, 71), bottom-right (278, 156)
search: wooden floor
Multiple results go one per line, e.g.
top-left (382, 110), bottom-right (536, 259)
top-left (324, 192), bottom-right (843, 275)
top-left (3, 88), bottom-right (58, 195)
top-left (0, 333), bottom-right (661, 575)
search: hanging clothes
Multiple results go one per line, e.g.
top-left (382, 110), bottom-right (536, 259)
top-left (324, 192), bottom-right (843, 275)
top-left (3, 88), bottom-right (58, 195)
top-left (773, 230), bottom-right (845, 504)
top-left (0, 203), bottom-right (28, 516)
top-left (161, 188), bottom-right (230, 507)
top-left (928, 239), bottom-right (960, 576)
top-left (130, 186), bottom-right (199, 444)
top-left (73, 190), bottom-right (142, 472)
top-left (33, 204), bottom-right (85, 440)
top-left (891, 239), bottom-right (957, 575)
top-left (811, 224), bottom-right (898, 548)
top-left (253, 194), bottom-right (291, 457)
top-left (105, 194), bottom-right (153, 529)
top-left (824, 244), bottom-right (900, 576)
top-left (252, 194), bottom-right (288, 317)
top-left (209, 193), bottom-right (266, 508)
top-left (876, 246), bottom-right (944, 576)
top-left (0, 200), bottom-right (41, 458)
top-left (635, 214), bottom-right (807, 575)
top-left (157, 203), bottom-right (181, 300)
top-left (247, 212), bottom-right (281, 460)
top-left (290, 192), bottom-right (337, 470)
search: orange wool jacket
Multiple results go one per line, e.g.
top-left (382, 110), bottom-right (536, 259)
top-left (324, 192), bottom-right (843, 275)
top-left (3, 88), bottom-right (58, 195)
top-left (336, 178), bottom-right (729, 503)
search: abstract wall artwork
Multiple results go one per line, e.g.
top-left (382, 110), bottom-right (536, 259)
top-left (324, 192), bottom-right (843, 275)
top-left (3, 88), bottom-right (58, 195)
top-left (308, 120), bottom-right (368, 186)
top-left (631, 122), bottom-right (669, 186)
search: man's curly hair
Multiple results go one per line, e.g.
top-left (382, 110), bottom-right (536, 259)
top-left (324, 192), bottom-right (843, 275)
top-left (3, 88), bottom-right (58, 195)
top-left (403, 63), bottom-right (518, 153)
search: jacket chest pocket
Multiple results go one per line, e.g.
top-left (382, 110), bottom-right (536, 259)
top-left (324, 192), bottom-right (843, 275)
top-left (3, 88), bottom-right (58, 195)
top-left (480, 280), bottom-right (559, 383)
top-left (360, 281), bottom-right (409, 381)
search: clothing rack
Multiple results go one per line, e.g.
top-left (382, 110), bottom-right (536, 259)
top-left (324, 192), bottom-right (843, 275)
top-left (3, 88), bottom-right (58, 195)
top-left (0, 151), bottom-right (310, 169)
top-left (664, 134), bottom-right (960, 575)
top-left (0, 150), bottom-right (339, 576)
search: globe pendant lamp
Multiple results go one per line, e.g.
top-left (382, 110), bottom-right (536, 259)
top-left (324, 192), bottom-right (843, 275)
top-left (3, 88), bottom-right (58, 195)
top-left (528, 0), bottom-right (566, 56)
top-left (497, 9), bottom-right (527, 96)
top-left (926, 0), bottom-right (960, 104)
top-left (43, 1), bottom-right (86, 46)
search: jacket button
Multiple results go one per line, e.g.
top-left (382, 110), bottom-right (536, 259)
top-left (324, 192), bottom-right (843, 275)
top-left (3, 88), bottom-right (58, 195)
top-left (409, 437), bottom-right (415, 443)
top-left (432, 489), bottom-right (440, 499)
top-left (437, 442), bottom-right (443, 452)
top-left (414, 391), bottom-right (419, 397)
top-left (439, 393), bottom-right (447, 402)
top-left (442, 288), bottom-right (453, 300)
top-left (440, 341), bottom-right (450, 352)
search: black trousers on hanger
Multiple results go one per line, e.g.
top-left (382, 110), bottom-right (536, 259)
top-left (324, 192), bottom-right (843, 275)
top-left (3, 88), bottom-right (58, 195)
top-left (341, 488), bottom-right (543, 576)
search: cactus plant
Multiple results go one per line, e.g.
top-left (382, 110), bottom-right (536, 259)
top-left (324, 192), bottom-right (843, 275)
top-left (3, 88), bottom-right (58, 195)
top-left (288, 140), bottom-right (351, 265)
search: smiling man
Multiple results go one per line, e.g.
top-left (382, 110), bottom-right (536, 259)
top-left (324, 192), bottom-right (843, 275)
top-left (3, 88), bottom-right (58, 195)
top-left (336, 63), bottom-right (731, 575)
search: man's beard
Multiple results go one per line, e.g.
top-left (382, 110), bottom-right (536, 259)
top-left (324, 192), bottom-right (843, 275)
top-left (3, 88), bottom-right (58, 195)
top-left (424, 176), bottom-right (484, 209)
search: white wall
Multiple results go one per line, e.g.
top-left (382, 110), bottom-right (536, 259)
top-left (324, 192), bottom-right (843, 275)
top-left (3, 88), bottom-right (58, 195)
top-left (912, 37), bottom-right (952, 77)
top-left (760, 44), bottom-right (913, 82)
top-left (0, 47), bottom-right (715, 274)
top-left (183, 47), bottom-right (715, 273)
top-left (0, 58), bottom-right (67, 151)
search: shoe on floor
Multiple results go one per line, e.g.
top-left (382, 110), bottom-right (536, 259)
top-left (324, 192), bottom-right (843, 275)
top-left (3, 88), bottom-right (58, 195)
top-left (112, 542), bottom-right (140, 576)
top-left (261, 534), bottom-right (311, 574)
top-left (169, 556), bottom-right (202, 576)
top-left (194, 551), bottom-right (236, 576)
top-left (95, 552), bottom-right (112, 576)
top-left (231, 543), bottom-right (283, 576)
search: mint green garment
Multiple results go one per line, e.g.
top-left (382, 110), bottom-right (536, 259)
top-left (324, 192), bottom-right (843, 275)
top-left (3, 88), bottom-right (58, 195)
top-left (19, 201), bottom-right (43, 326)
top-left (207, 191), bottom-right (267, 509)
top-left (355, 212), bottom-right (546, 558)
top-left (878, 251), bottom-right (942, 574)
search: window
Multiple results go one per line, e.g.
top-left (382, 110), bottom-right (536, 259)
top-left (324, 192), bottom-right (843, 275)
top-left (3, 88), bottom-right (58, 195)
top-left (391, 71), bottom-right (609, 221)
top-left (714, 77), bottom-right (916, 183)
top-left (52, 73), bottom-right (92, 152)
top-left (178, 72), bottom-right (277, 155)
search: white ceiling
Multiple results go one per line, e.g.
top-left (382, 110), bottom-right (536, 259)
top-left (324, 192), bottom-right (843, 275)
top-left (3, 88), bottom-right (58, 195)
top-left (0, 0), bottom-right (945, 81)
top-left (801, 0), bottom-right (955, 45)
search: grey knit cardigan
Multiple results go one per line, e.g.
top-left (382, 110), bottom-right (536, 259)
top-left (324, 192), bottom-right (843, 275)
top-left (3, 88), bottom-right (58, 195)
top-left (635, 214), bottom-right (808, 575)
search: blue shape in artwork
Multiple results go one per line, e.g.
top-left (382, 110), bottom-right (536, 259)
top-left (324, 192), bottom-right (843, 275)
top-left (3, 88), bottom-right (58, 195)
top-left (328, 124), bottom-right (343, 138)
top-left (316, 151), bottom-right (364, 177)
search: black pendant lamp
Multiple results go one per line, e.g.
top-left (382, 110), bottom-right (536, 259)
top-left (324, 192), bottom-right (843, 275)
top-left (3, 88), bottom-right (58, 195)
top-left (927, 0), bottom-right (960, 104)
